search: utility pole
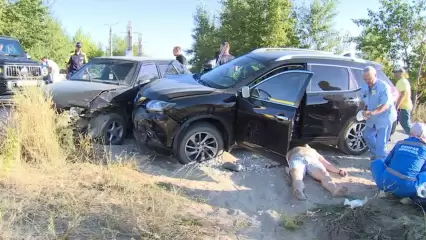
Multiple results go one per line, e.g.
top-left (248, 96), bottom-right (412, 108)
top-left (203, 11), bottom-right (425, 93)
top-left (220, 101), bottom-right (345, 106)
top-left (105, 22), bottom-right (118, 56)
top-left (121, 21), bottom-right (143, 56)
top-left (126, 21), bottom-right (133, 56)
top-left (138, 33), bottom-right (143, 56)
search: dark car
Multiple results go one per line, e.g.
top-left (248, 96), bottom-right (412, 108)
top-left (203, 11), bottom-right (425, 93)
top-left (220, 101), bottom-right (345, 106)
top-left (132, 48), bottom-right (399, 165)
top-left (45, 56), bottom-right (191, 145)
top-left (0, 36), bottom-right (47, 104)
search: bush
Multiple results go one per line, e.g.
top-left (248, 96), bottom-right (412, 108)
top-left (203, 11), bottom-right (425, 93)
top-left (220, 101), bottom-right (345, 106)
top-left (0, 86), bottom-right (229, 239)
top-left (413, 104), bottom-right (426, 122)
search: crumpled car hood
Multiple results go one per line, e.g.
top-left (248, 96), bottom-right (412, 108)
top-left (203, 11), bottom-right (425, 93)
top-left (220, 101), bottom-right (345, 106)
top-left (141, 75), bottom-right (215, 101)
top-left (44, 80), bottom-right (125, 109)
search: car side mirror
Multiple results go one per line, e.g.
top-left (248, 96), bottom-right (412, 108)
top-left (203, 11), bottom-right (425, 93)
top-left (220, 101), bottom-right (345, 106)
top-left (137, 78), bottom-right (151, 85)
top-left (241, 86), bottom-right (250, 98)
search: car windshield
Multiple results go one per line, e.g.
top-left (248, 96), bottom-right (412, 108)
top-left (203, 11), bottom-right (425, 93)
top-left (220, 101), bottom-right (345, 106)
top-left (200, 55), bottom-right (267, 89)
top-left (70, 60), bottom-right (137, 85)
top-left (0, 39), bottom-right (26, 57)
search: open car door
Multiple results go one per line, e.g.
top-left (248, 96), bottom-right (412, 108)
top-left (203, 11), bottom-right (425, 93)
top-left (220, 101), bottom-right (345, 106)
top-left (235, 70), bottom-right (314, 166)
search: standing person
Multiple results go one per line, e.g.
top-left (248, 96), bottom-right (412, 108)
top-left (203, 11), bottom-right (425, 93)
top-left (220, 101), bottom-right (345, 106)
top-left (286, 144), bottom-right (348, 200)
top-left (66, 42), bottom-right (88, 79)
top-left (173, 46), bottom-right (188, 66)
top-left (216, 42), bottom-right (235, 66)
top-left (40, 56), bottom-right (52, 84)
top-left (394, 67), bottom-right (413, 135)
top-left (361, 66), bottom-right (398, 160)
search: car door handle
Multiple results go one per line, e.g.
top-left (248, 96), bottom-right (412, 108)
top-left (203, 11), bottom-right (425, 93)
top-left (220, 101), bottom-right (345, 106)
top-left (275, 115), bottom-right (289, 121)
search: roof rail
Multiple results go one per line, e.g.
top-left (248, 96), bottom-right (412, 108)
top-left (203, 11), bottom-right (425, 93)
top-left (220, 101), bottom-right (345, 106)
top-left (251, 47), bottom-right (334, 55)
top-left (275, 54), bottom-right (366, 63)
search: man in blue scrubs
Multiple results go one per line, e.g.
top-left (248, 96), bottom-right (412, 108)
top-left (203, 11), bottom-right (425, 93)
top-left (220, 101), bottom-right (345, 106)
top-left (361, 66), bottom-right (397, 160)
top-left (371, 122), bottom-right (426, 203)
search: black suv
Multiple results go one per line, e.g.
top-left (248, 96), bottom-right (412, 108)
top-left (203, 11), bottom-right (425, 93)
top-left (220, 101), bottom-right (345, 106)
top-left (132, 48), bottom-right (399, 165)
top-left (0, 36), bottom-right (46, 104)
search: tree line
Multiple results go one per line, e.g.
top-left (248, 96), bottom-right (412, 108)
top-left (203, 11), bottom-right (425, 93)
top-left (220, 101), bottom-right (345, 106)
top-left (0, 0), bottom-right (138, 68)
top-left (187, 0), bottom-right (426, 101)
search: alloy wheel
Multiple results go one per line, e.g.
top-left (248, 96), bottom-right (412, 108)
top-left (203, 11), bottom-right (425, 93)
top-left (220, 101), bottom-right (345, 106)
top-left (106, 120), bottom-right (124, 143)
top-left (345, 121), bottom-right (367, 153)
top-left (184, 132), bottom-right (219, 162)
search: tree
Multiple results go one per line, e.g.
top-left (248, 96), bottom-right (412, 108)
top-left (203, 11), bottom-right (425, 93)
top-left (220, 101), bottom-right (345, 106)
top-left (106, 34), bottom-right (140, 56)
top-left (186, 5), bottom-right (221, 72)
top-left (353, 0), bottom-right (426, 74)
top-left (219, 0), bottom-right (298, 56)
top-left (1, 0), bottom-right (50, 53)
top-left (296, 0), bottom-right (342, 52)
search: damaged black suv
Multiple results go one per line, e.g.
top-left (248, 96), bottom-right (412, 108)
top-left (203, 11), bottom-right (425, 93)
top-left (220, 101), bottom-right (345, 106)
top-left (0, 36), bottom-right (46, 104)
top-left (46, 56), bottom-right (191, 145)
top-left (133, 48), bottom-right (399, 165)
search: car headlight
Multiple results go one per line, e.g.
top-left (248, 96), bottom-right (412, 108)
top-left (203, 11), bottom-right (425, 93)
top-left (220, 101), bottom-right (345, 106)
top-left (41, 67), bottom-right (49, 77)
top-left (146, 100), bottom-right (176, 113)
top-left (88, 91), bottom-right (113, 113)
top-left (69, 107), bottom-right (85, 117)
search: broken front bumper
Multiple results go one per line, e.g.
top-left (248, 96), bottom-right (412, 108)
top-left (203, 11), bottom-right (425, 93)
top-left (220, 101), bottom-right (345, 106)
top-left (132, 107), bottom-right (178, 154)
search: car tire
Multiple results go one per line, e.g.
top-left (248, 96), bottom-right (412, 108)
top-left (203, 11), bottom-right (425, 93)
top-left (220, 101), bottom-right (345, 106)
top-left (99, 113), bottom-right (127, 145)
top-left (338, 118), bottom-right (368, 155)
top-left (175, 122), bottom-right (224, 165)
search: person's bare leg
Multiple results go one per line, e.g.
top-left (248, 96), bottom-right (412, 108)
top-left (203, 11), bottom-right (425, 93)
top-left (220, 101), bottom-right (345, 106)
top-left (290, 168), bottom-right (307, 200)
top-left (309, 168), bottom-right (348, 197)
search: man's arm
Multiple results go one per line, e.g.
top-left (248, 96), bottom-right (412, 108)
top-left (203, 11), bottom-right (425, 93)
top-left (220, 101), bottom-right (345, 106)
top-left (318, 154), bottom-right (342, 174)
top-left (368, 84), bottom-right (393, 116)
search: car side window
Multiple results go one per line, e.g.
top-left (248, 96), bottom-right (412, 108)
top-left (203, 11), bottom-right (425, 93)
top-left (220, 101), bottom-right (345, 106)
top-left (309, 65), bottom-right (350, 92)
top-left (350, 68), bottom-right (364, 89)
top-left (159, 64), bottom-right (179, 76)
top-left (137, 63), bottom-right (160, 83)
top-left (249, 65), bottom-right (304, 87)
top-left (251, 72), bottom-right (310, 107)
top-left (173, 62), bottom-right (185, 74)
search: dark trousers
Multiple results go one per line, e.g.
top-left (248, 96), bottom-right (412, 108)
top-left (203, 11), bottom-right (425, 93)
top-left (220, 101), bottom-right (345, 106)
top-left (398, 109), bottom-right (412, 135)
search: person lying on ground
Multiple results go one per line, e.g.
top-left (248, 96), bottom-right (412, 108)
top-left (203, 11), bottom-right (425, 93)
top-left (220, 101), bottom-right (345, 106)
top-left (371, 122), bottom-right (426, 204)
top-left (286, 144), bottom-right (349, 200)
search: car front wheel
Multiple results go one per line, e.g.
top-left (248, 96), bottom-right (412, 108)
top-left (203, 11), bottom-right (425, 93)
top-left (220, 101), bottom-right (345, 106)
top-left (338, 119), bottom-right (368, 155)
top-left (175, 123), bottom-right (224, 165)
top-left (99, 113), bottom-right (127, 145)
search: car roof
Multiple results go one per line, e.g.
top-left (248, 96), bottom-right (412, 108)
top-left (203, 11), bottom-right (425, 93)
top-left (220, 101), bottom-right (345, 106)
top-left (0, 35), bottom-right (19, 41)
top-left (248, 48), bottom-right (382, 68)
top-left (92, 56), bottom-right (175, 63)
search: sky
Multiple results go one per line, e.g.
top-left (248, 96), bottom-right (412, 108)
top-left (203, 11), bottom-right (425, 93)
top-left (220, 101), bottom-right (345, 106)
top-left (51, 0), bottom-right (380, 59)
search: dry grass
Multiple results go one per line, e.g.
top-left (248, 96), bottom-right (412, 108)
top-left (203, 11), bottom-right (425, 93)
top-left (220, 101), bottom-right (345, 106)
top-left (0, 86), bottom-right (233, 239)
top-left (413, 104), bottom-right (426, 122)
top-left (305, 198), bottom-right (425, 240)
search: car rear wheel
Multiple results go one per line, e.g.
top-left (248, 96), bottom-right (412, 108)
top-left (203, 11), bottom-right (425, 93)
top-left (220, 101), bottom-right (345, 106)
top-left (100, 113), bottom-right (127, 145)
top-left (338, 118), bottom-right (368, 155)
top-left (175, 123), bottom-right (224, 165)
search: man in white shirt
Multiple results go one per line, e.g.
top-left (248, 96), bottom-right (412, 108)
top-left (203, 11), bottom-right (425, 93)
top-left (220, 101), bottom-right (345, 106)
top-left (41, 57), bottom-right (60, 83)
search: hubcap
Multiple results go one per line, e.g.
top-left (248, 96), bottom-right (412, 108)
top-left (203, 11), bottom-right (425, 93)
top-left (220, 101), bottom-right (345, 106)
top-left (106, 121), bottom-right (124, 143)
top-left (184, 132), bottom-right (218, 162)
top-left (345, 122), bottom-right (367, 153)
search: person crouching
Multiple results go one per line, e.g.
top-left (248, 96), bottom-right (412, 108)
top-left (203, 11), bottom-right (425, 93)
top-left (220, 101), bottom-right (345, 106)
top-left (286, 144), bottom-right (348, 200)
top-left (371, 122), bottom-right (426, 203)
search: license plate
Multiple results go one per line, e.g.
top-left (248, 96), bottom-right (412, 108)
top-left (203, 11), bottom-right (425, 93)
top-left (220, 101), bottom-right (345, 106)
top-left (16, 80), bottom-right (42, 87)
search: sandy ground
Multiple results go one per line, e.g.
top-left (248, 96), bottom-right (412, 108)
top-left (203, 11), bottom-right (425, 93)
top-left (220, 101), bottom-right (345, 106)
top-left (103, 126), bottom-right (409, 240)
top-left (0, 105), bottom-right (410, 239)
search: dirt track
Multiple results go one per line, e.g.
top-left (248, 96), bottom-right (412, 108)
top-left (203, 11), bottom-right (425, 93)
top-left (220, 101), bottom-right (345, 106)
top-left (105, 127), bottom-right (408, 239)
